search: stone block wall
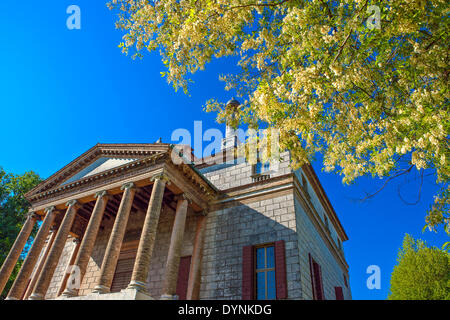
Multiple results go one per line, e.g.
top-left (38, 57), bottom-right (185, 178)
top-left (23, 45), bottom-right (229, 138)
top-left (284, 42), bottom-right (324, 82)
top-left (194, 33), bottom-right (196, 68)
top-left (293, 194), bottom-right (351, 300)
top-left (199, 192), bottom-right (303, 299)
top-left (200, 151), bottom-right (292, 190)
top-left (45, 235), bottom-right (77, 299)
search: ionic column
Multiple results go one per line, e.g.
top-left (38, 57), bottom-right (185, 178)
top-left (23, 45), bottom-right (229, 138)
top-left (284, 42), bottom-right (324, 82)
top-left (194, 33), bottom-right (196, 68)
top-left (161, 195), bottom-right (189, 299)
top-left (186, 214), bottom-right (207, 300)
top-left (93, 183), bottom-right (136, 294)
top-left (62, 191), bottom-right (109, 297)
top-left (29, 200), bottom-right (80, 300)
top-left (6, 207), bottom-right (57, 300)
top-left (128, 174), bottom-right (169, 292)
top-left (23, 226), bottom-right (58, 300)
top-left (0, 212), bottom-right (38, 294)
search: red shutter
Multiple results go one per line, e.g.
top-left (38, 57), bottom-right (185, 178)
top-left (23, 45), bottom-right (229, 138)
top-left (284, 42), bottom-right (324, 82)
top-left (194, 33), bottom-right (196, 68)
top-left (176, 256), bottom-right (192, 300)
top-left (274, 240), bottom-right (287, 299)
top-left (309, 253), bottom-right (325, 300)
top-left (308, 253), bottom-right (317, 300)
top-left (316, 262), bottom-right (325, 300)
top-left (334, 286), bottom-right (344, 300)
top-left (242, 245), bottom-right (255, 300)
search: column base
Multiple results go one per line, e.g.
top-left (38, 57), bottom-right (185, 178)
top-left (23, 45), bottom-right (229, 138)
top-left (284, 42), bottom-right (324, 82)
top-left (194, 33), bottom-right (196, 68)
top-left (28, 293), bottom-right (45, 300)
top-left (56, 288), bottom-right (154, 300)
top-left (126, 280), bottom-right (149, 293)
top-left (91, 285), bottom-right (110, 294)
top-left (160, 294), bottom-right (179, 300)
top-left (62, 288), bottom-right (78, 297)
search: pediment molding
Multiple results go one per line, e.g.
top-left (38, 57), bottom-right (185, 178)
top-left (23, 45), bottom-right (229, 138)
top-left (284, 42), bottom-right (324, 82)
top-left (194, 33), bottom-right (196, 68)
top-left (26, 144), bottom-right (172, 199)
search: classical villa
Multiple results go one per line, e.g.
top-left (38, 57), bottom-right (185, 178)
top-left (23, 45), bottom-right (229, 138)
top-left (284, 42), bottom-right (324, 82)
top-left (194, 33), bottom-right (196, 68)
top-left (0, 100), bottom-right (351, 300)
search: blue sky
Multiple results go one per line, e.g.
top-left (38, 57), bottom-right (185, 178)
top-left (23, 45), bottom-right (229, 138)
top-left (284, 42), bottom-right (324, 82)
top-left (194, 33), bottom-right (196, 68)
top-left (0, 1), bottom-right (447, 300)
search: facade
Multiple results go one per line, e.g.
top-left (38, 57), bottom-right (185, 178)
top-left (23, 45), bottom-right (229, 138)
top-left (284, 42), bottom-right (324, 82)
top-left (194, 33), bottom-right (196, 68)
top-left (0, 113), bottom-right (351, 300)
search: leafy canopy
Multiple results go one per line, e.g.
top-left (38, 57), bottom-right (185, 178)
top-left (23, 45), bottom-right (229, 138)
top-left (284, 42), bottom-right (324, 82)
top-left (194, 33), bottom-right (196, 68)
top-left (0, 167), bottom-right (41, 298)
top-left (388, 234), bottom-right (449, 300)
top-left (107, 0), bottom-right (449, 232)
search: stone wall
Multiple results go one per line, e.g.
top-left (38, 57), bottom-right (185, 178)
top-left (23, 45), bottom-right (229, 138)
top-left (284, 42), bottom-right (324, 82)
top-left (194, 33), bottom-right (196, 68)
top-left (45, 235), bottom-right (77, 299)
top-left (199, 192), bottom-right (303, 299)
top-left (293, 194), bottom-right (351, 300)
top-left (200, 151), bottom-right (292, 190)
top-left (198, 151), bottom-right (351, 300)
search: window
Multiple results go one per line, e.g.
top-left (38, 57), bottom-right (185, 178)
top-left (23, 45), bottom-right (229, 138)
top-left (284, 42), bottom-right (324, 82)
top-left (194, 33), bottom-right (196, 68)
top-left (301, 174), bottom-right (310, 199)
top-left (343, 274), bottom-right (348, 288)
top-left (254, 161), bottom-right (270, 175)
top-left (308, 254), bottom-right (325, 300)
top-left (242, 241), bottom-right (287, 300)
top-left (324, 215), bottom-right (330, 233)
top-left (255, 245), bottom-right (276, 300)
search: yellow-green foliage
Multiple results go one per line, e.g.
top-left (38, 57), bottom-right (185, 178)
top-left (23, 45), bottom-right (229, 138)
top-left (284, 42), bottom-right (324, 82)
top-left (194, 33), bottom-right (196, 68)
top-left (389, 234), bottom-right (450, 300)
top-left (107, 0), bottom-right (449, 233)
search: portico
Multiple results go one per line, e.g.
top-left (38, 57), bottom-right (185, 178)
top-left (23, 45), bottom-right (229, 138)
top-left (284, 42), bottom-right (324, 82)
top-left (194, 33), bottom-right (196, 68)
top-left (0, 144), bottom-right (216, 300)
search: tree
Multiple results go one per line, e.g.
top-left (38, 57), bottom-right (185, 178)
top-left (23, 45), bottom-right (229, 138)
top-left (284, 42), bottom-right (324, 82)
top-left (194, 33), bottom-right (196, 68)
top-left (0, 167), bottom-right (41, 298)
top-left (107, 0), bottom-right (449, 233)
top-left (388, 234), bottom-right (449, 300)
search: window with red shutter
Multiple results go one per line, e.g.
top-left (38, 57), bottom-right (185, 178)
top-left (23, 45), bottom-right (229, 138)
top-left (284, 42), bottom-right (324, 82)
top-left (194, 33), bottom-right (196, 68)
top-left (334, 286), bottom-right (344, 300)
top-left (176, 256), bottom-right (192, 300)
top-left (308, 253), bottom-right (325, 300)
top-left (243, 241), bottom-right (288, 300)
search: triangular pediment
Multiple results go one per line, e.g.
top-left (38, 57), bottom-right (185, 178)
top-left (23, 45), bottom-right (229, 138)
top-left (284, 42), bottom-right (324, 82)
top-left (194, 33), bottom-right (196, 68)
top-left (26, 143), bottom-right (174, 199)
top-left (60, 157), bottom-right (139, 185)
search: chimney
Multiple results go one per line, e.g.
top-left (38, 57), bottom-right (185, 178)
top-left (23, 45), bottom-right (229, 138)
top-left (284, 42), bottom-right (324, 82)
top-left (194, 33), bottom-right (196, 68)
top-left (221, 98), bottom-right (240, 150)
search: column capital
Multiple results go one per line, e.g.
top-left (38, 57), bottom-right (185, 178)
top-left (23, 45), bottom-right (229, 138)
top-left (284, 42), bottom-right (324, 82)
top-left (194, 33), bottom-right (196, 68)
top-left (44, 206), bottom-right (56, 214)
top-left (150, 173), bottom-right (170, 184)
top-left (66, 199), bottom-right (81, 209)
top-left (27, 212), bottom-right (39, 220)
top-left (121, 182), bottom-right (136, 191)
top-left (95, 190), bottom-right (109, 199)
top-left (174, 193), bottom-right (192, 205)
